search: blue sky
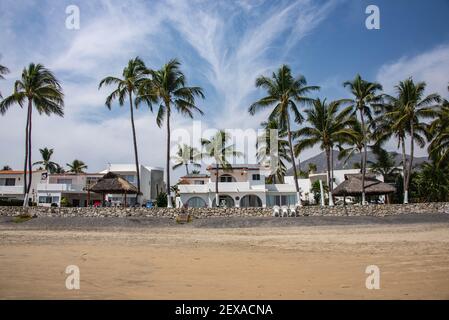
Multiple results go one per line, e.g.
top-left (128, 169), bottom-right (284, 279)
top-left (1, 0), bottom-right (448, 181)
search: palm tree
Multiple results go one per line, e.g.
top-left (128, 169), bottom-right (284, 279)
top-left (0, 63), bottom-right (64, 206)
top-left (256, 119), bottom-right (291, 183)
top-left (381, 78), bottom-right (440, 203)
top-left (337, 120), bottom-right (365, 170)
top-left (141, 59), bottom-right (204, 207)
top-left (428, 85), bottom-right (449, 167)
top-left (171, 143), bottom-right (201, 175)
top-left (2, 165), bottom-right (12, 171)
top-left (201, 130), bottom-right (243, 207)
top-left (99, 57), bottom-right (147, 202)
top-left (293, 98), bottom-right (357, 205)
top-left (249, 65), bottom-right (319, 205)
top-left (343, 74), bottom-right (382, 205)
top-left (0, 64), bottom-right (10, 98)
top-left (367, 146), bottom-right (400, 183)
top-left (66, 160), bottom-right (88, 173)
top-left (33, 147), bottom-right (60, 173)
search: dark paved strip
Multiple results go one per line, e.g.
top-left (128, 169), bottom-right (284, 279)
top-left (0, 213), bottom-right (448, 231)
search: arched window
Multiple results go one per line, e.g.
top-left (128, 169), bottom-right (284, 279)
top-left (212, 195), bottom-right (235, 207)
top-left (240, 194), bottom-right (262, 207)
top-left (187, 197), bottom-right (207, 208)
top-left (219, 174), bottom-right (236, 182)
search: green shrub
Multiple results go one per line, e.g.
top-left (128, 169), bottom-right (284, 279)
top-left (156, 192), bottom-right (168, 207)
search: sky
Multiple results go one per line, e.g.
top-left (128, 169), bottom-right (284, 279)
top-left (0, 0), bottom-right (448, 182)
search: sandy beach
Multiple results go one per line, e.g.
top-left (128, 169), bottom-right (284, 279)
top-left (1, 215), bottom-right (449, 299)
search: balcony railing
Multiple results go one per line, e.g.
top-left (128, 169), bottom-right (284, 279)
top-left (0, 185), bottom-right (23, 194)
top-left (178, 182), bottom-right (266, 194)
top-left (37, 183), bottom-right (86, 192)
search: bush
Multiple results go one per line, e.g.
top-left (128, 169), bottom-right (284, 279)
top-left (60, 197), bottom-right (71, 207)
top-left (156, 192), bottom-right (168, 207)
top-left (0, 198), bottom-right (23, 206)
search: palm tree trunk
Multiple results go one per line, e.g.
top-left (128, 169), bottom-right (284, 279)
top-left (400, 136), bottom-right (407, 203)
top-left (166, 107), bottom-right (172, 208)
top-left (215, 164), bottom-right (219, 207)
top-left (404, 125), bottom-right (415, 204)
top-left (286, 118), bottom-right (302, 206)
top-left (27, 104), bottom-right (33, 197)
top-left (129, 91), bottom-right (141, 205)
top-left (359, 108), bottom-right (367, 205)
top-left (22, 100), bottom-right (31, 207)
top-left (326, 147), bottom-right (334, 206)
top-left (185, 163), bottom-right (189, 175)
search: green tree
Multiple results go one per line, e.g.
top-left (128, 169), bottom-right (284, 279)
top-left (0, 63), bottom-right (64, 206)
top-left (2, 165), bottom-right (12, 171)
top-left (201, 130), bottom-right (242, 207)
top-left (428, 84), bottom-right (449, 166)
top-left (380, 78), bottom-right (440, 203)
top-left (256, 119), bottom-right (291, 183)
top-left (66, 160), bottom-right (88, 173)
top-left (99, 57), bottom-right (147, 201)
top-left (294, 98), bottom-right (357, 205)
top-left (367, 146), bottom-right (400, 183)
top-left (249, 65), bottom-right (319, 205)
top-left (33, 147), bottom-right (60, 173)
top-left (0, 64), bottom-right (10, 98)
top-left (413, 161), bottom-right (449, 202)
top-left (171, 143), bottom-right (201, 175)
top-left (344, 74), bottom-right (382, 205)
top-left (141, 59), bottom-right (204, 207)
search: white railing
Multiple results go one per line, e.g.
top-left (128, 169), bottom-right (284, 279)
top-left (178, 182), bottom-right (267, 194)
top-left (37, 183), bottom-right (86, 192)
top-left (0, 185), bottom-right (23, 194)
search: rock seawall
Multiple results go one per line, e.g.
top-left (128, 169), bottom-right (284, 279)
top-left (1, 202), bottom-right (449, 218)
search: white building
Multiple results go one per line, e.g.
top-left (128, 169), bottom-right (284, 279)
top-left (99, 164), bottom-right (165, 206)
top-left (178, 164), bottom-right (300, 208)
top-left (35, 164), bottom-right (164, 207)
top-left (37, 172), bottom-right (104, 207)
top-left (0, 169), bottom-right (47, 204)
top-left (177, 164), bottom-right (386, 208)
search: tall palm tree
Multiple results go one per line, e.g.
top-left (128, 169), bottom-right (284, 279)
top-left (201, 130), bottom-right (242, 207)
top-left (0, 64), bottom-right (10, 98)
top-left (249, 65), bottom-right (319, 205)
top-left (0, 63), bottom-right (64, 206)
top-left (141, 59), bottom-right (204, 207)
top-left (343, 74), bottom-right (382, 205)
top-left (171, 143), bottom-right (201, 175)
top-left (33, 147), bottom-right (60, 173)
top-left (99, 57), bottom-right (147, 202)
top-left (337, 120), bottom-right (365, 170)
top-left (256, 119), bottom-right (291, 183)
top-left (428, 85), bottom-right (449, 167)
top-left (381, 78), bottom-right (440, 203)
top-left (66, 160), bottom-right (88, 173)
top-left (293, 98), bottom-right (356, 205)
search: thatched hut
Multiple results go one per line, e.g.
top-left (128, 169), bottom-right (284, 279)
top-left (88, 172), bottom-right (139, 206)
top-left (332, 174), bottom-right (396, 202)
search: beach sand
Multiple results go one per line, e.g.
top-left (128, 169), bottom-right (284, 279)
top-left (1, 220), bottom-right (449, 299)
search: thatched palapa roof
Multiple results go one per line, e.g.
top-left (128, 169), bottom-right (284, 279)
top-left (332, 174), bottom-right (396, 196)
top-left (88, 172), bottom-right (139, 194)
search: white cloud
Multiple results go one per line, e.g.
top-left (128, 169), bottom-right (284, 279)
top-left (376, 44), bottom-right (449, 97)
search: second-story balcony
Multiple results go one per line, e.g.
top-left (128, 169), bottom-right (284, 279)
top-left (178, 182), bottom-right (266, 194)
top-left (0, 185), bottom-right (24, 195)
top-left (37, 183), bottom-right (86, 193)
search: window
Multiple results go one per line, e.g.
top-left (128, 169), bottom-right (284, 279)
top-left (266, 195), bottom-right (297, 206)
top-left (194, 180), bottom-right (205, 185)
top-left (0, 178), bottom-right (15, 186)
top-left (124, 175), bottom-right (135, 184)
top-left (252, 174), bottom-right (261, 181)
top-left (219, 174), bottom-right (235, 182)
top-left (38, 196), bottom-right (59, 204)
top-left (187, 197), bottom-right (207, 208)
top-left (57, 178), bottom-right (72, 185)
top-left (240, 195), bottom-right (262, 207)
